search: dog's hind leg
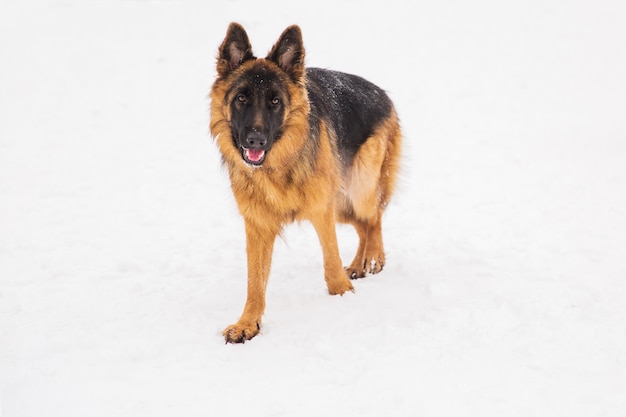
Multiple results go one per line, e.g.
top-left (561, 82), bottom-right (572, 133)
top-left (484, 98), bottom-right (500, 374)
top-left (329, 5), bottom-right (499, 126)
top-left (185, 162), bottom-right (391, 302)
top-left (345, 211), bottom-right (385, 279)
top-left (342, 111), bottom-right (401, 279)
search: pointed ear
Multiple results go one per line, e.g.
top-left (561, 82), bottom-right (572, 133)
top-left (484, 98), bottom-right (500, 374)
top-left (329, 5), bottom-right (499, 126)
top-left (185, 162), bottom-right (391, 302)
top-left (216, 22), bottom-right (255, 77)
top-left (266, 25), bottom-right (305, 83)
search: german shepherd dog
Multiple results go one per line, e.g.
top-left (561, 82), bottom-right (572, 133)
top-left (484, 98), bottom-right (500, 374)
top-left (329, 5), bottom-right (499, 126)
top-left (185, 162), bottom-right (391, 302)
top-left (210, 23), bottom-right (402, 343)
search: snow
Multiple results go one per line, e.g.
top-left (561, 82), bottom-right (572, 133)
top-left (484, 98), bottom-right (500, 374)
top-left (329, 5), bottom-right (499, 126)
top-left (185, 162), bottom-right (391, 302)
top-left (1, 0), bottom-right (625, 416)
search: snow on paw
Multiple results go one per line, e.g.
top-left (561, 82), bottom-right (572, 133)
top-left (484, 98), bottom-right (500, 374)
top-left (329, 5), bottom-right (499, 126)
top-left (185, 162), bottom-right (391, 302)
top-left (367, 256), bottom-right (384, 274)
top-left (345, 265), bottom-right (367, 280)
top-left (345, 254), bottom-right (385, 279)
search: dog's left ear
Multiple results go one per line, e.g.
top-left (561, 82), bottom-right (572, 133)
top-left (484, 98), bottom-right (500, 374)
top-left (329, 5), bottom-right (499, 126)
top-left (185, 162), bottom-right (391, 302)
top-left (267, 25), bottom-right (305, 83)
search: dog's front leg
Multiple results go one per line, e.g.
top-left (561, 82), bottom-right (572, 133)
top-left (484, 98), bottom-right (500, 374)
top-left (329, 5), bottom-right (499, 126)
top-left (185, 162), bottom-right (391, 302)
top-left (223, 220), bottom-right (277, 343)
top-left (310, 207), bottom-right (355, 296)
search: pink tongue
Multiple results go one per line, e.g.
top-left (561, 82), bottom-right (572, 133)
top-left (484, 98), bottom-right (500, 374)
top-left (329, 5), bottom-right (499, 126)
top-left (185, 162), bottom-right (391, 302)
top-left (247, 149), bottom-right (265, 162)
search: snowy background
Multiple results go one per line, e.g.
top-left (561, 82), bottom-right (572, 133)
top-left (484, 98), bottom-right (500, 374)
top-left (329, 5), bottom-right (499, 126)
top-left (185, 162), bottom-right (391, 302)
top-left (1, 0), bottom-right (625, 416)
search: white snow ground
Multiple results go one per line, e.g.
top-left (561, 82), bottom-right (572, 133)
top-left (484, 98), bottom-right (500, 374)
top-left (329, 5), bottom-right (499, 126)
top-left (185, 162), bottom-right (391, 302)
top-left (1, 0), bottom-right (626, 416)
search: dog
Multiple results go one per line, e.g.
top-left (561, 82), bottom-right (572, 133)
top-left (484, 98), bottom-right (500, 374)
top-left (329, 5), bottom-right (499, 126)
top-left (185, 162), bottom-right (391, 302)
top-left (209, 22), bottom-right (402, 343)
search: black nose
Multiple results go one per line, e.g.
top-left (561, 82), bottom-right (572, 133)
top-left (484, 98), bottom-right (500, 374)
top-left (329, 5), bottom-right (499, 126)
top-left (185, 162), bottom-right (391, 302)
top-left (245, 131), bottom-right (267, 149)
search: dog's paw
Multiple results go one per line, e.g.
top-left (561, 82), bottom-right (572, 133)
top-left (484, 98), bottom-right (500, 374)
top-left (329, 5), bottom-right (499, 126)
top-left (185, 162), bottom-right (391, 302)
top-left (327, 276), bottom-right (354, 295)
top-left (223, 321), bottom-right (260, 344)
top-left (346, 256), bottom-right (385, 279)
top-left (345, 265), bottom-right (366, 279)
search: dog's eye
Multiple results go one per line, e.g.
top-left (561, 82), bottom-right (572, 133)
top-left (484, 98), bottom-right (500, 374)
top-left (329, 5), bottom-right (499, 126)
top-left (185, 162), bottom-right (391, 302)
top-left (237, 94), bottom-right (247, 103)
top-left (271, 97), bottom-right (280, 106)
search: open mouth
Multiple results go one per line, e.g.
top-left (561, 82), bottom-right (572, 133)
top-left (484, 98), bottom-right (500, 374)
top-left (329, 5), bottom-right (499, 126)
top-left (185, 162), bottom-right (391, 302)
top-left (242, 148), bottom-right (266, 166)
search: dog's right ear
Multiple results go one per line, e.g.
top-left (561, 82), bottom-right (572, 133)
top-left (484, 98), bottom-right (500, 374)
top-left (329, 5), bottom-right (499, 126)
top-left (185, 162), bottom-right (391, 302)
top-left (216, 22), bottom-right (255, 77)
top-left (267, 25), bottom-right (305, 84)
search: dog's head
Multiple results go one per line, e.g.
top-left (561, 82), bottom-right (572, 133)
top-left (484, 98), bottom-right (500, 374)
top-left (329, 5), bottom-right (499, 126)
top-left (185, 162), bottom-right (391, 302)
top-left (210, 23), bottom-right (308, 168)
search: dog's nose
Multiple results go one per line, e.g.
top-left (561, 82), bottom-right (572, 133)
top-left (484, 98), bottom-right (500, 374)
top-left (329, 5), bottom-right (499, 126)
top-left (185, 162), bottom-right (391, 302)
top-left (245, 131), bottom-right (267, 149)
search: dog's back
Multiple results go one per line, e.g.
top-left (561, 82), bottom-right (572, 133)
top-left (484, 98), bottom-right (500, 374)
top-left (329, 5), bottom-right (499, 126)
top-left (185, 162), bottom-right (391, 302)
top-left (305, 68), bottom-right (395, 169)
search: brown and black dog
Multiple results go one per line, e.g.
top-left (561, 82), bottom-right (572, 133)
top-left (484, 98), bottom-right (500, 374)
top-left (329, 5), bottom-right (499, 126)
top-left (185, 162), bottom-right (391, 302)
top-left (209, 23), bottom-right (402, 343)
